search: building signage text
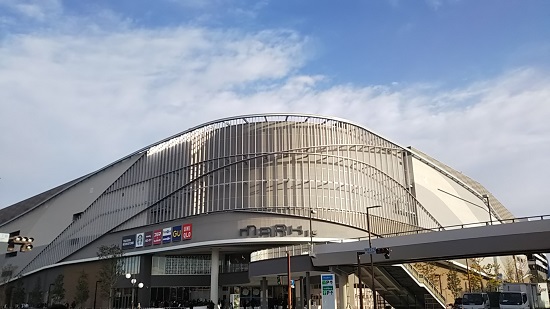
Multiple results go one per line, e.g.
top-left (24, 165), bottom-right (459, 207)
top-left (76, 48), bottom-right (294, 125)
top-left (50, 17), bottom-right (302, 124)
top-left (153, 230), bottom-right (162, 245)
top-left (144, 231), bottom-right (153, 246)
top-left (172, 225), bottom-right (182, 242)
top-left (183, 224), bottom-right (192, 239)
top-left (121, 223), bottom-right (193, 250)
top-left (239, 224), bottom-right (305, 237)
top-left (122, 234), bottom-right (136, 250)
top-left (162, 227), bottom-right (172, 244)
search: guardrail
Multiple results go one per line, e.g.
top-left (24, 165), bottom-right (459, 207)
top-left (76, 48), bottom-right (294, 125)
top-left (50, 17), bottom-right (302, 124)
top-left (318, 214), bottom-right (550, 243)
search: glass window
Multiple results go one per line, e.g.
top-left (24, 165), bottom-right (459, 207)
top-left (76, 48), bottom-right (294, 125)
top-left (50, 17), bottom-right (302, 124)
top-left (153, 255), bottom-right (211, 275)
top-left (499, 293), bottom-right (522, 305)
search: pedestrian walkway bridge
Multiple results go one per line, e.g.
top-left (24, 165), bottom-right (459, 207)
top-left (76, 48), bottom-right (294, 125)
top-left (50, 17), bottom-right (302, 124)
top-left (312, 215), bottom-right (550, 267)
top-left (249, 215), bottom-right (550, 309)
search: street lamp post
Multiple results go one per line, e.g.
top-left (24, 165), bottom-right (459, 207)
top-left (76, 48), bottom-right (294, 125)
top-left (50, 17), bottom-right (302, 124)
top-left (93, 280), bottom-right (102, 309)
top-left (309, 208), bottom-right (316, 255)
top-left (466, 259), bottom-right (472, 292)
top-left (357, 252), bottom-right (365, 309)
top-left (126, 273), bottom-right (144, 309)
top-left (366, 205), bottom-right (381, 309)
top-left (482, 194), bottom-right (493, 225)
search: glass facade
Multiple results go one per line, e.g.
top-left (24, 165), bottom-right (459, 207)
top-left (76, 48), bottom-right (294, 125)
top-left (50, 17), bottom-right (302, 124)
top-left (20, 115), bottom-right (442, 276)
top-left (151, 254), bottom-right (249, 275)
top-left (148, 286), bottom-right (286, 309)
top-left (149, 287), bottom-right (209, 307)
top-left (152, 255), bottom-right (212, 275)
top-left (121, 256), bottom-right (141, 275)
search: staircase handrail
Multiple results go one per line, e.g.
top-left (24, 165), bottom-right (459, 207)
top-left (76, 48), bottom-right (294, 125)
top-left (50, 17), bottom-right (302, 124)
top-left (402, 263), bottom-right (446, 306)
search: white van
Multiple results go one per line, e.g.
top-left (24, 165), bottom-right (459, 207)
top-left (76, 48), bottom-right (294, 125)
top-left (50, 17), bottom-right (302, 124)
top-left (462, 293), bottom-right (490, 309)
top-left (499, 291), bottom-right (530, 309)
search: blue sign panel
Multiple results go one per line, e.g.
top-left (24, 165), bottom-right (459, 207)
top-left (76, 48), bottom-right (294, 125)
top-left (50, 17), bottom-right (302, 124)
top-left (172, 225), bottom-right (182, 242)
top-left (162, 227), bottom-right (172, 244)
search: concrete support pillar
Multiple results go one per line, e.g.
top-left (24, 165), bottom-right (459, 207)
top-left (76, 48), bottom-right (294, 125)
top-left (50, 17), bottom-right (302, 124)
top-left (138, 255), bottom-right (152, 308)
top-left (261, 277), bottom-right (269, 309)
top-left (296, 277), bottom-right (303, 309)
top-left (211, 248), bottom-right (220, 303)
top-left (306, 272), bottom-right (311, 309)
top-left (338, 274), bottom-right (348, 309)
top-left (346, 274), bottom-right (355, 309)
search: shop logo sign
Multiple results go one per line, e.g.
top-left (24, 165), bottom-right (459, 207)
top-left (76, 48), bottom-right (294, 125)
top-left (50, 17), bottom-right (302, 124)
top-left (172, 225), bottom-right (182, 242)
top-left (153, 229), bottom-right (162, 245)
top-left (122, 234), bottom-right (136, 250)
top-left (162, 227), bottom-right (172, 243)
top-left (183, 223), bottom-right (192, 240)
top-left (135, 233), bottom-right (145, 248)
top-left (144, 231), bottom-right (153, 247)
top-left (121, 223), bottom-right (192, 250)
top-left (239, 224), bottom-right (304, 237)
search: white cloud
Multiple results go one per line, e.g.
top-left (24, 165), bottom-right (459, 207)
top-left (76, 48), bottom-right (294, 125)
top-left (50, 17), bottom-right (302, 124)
top-left (0, 12), bottom-right (549, 220)
top-left (0, 0), bottom-right (62, 21)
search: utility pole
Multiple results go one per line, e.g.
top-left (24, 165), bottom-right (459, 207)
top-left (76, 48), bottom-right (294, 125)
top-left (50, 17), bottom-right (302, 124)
top-left (287, 251), bottom-right (292, 309)
top-left (357, 252), bottom-right (365, 309)
top-left (366, 206), bottom-right (381, 309)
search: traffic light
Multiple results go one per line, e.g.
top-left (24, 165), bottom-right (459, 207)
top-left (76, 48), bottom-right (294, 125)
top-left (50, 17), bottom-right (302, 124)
top-left (7, 236), bottom-right (34, 252)
top-left (277, 276), bottom-right (281, 285)
top-left (375, 247), bottom-right (391, 259)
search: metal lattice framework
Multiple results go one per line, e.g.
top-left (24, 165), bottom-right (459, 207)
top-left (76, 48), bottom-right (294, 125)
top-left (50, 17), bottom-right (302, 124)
top-left (18, 114), bottom-right (443, 277)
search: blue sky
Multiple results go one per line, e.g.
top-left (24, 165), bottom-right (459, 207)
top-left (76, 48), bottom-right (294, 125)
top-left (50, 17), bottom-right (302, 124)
top-left (50, 0), bottom-right (550, 86)
top-left (1, 0), bottom-right (550, 219)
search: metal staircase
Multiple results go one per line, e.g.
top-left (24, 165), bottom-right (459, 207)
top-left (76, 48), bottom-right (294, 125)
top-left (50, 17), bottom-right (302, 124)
top-left (374, 264), bottom-right (446, 309)
top-left (345, 263), bottom-right (446, 309)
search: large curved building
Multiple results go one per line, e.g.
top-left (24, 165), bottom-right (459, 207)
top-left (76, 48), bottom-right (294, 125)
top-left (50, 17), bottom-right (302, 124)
top-left (0, 114), bottom-right (545, 309)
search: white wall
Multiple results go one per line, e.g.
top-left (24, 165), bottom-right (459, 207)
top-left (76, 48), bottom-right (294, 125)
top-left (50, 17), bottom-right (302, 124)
top-left (411, 157), bottom-right (491, 227)
top-left (1, 155), bottom-right (140, 246)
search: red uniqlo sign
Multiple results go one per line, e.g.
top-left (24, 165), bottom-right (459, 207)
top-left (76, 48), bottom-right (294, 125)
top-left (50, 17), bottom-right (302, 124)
top-left (183, 224), bottom-right (192, 240)
top-left (153, 229), bottom-right (162, 245)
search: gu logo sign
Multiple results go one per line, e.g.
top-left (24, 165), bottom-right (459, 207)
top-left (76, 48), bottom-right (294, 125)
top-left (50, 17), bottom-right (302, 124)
top-left (239, 224), bottom-right (304, 237)
top-left (172, 225), bottom-right (182, 242)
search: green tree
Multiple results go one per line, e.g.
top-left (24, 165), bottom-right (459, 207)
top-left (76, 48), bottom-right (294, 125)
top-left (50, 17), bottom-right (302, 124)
top-left (446, 267), bottom-right (463, 298)
top-left (468, 258), bottom-right (483, 292)
top-left (413, 262), bottom-right (438, 282)
top-left (0, 264), bottom-right (18, 307)
top-left (97, 244), bottom-right (124, 309)
top-left (29, 277), bottom-right (44, 307)
top-left (482, 260), bottom-right (502, 292)
top-left (503, 256), bottom-right (518, 282)
top-left (51, 274), bottom-right (66, 304)
top-left (503, 256), bottom-right (528, 283)
top-left (74, 270), bottom-right (90, 308)
top-left (11, 280), bottom-right (25, 306)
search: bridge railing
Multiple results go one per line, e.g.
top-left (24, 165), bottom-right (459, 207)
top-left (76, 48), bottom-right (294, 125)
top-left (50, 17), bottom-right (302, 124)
top-left (379, 214), bottom-right (550, 238)
top-left (249, 215), bottom-right (550, 257)
top-left (318, 214), bottom-right (550, 242)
